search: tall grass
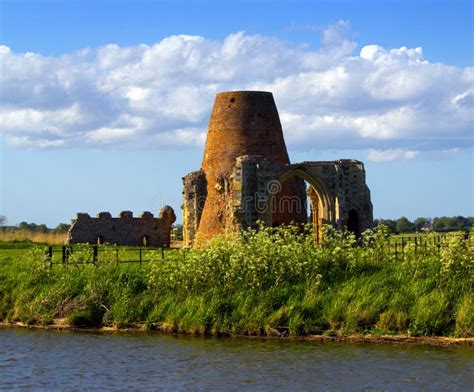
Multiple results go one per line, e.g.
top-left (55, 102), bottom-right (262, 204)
top-left (0, 229), bottom-right (67, 245)
top-left (0, 225), bottom-right (472, 337)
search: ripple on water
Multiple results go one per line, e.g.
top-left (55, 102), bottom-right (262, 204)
top-left (0, 329), bottom-right (472, 391)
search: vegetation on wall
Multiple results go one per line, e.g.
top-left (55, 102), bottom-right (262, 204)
top-left (0, 225), bottom-right (472, 338)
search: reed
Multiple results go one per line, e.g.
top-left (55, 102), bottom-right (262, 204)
top-left (0, 229), bottom-right (67, 245)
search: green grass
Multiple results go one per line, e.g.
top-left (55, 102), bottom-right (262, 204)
top-left (0, 225), bottom-right (472, 337)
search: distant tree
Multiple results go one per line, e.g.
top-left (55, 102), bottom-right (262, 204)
top-left (414, 217), bottom-right (431, 231)
top-left (172, 224), bottom-right (183, 234)
top-left (433, 217), bottom-right (448, 231)
top-left (396, 217), bottom-right (415, 233)
top-left (53, 223), bottom-right (70, 233)
top-left (0, 215), bottom-right (6, 226)
top-left (377, 219), bottom-right (397, 233)
top-left (376, 216), bottom-right (472, 233)
top-left (450, 216), bottom-right (469, 230)
top-left (37, 224), bottom-right (48, 233)
top-left (18, 221), bottom-right (29, 230)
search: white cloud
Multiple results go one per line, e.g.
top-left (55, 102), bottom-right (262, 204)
top-left (0, 21), bottom-right (472, 159)
top-left (367, 149), bottom-right (419, 162)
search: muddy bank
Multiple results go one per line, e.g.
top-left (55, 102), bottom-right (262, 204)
top-left (1, 320), bottom-right (472, 347)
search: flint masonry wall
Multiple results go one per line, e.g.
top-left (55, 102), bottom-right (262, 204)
top-left (67, 206), bottom-right (176, 247)
top-left (183, 90), bottom-right (374, 246)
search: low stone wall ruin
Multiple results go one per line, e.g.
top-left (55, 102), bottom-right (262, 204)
top-left (67, 206), bottom-right (176, 247)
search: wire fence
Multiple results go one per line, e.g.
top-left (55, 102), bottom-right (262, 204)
top-left (42, 244), bottom-right (187, 268)
top-left (36, 232), bottom-right (466, 268)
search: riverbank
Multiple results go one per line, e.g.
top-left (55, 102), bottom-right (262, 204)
top-left (1, 320), bottom-right (473, 346)
top-left (1, 226), bottom-right (472, 340)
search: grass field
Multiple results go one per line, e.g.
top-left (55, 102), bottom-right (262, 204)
top-left (0, 225), bottom-right (472, 337)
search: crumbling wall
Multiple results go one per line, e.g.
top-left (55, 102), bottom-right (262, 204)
top-left (283, 160), bottom-right (373, 235)
top-left (182, 171), bottom-right (207, 247)
top-left (181, 90), bottom-right (373, 246)
top-left (183, 155), bottom-right (373, 246)
top-left (67, 206), bottom-right (176, 247)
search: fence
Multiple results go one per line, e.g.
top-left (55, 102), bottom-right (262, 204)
top-left (42, 244), bottom-right (186, 268)
top-left (39, 233), bottom-right (464, 268)
top-left (360, 235), bottom-right (451, 263)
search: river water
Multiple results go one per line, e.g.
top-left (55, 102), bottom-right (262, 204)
top-left (0, 329), bottom-right (472, 391)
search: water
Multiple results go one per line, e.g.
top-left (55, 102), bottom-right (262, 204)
top-left (0, 328), bottom-right (472, 391)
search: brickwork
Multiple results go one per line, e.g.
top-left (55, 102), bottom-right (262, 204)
top-left (197, 91), bottom-right (305, 242)
top-left (182, 90), bottom-right (374, 246)
top-left (67, 206), bottom-right (176, 247)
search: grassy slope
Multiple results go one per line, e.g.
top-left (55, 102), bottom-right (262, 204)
top-left (0, 226), bottom-right (472, 337)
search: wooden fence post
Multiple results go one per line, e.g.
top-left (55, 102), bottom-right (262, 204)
top-left (92, 245), bottom-right (98, 265)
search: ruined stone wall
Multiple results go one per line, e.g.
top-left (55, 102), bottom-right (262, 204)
top-left (182, 90), bottom-right (374, 246)
top-left (67, 206), bottom-right (176, 247)
top-left (182, 171), bottom-right (207, 247)
top-left (229, 157), bottom-right (373, 236)
top-left (283, 160), bottom-right (373, 235)
top-left (197, 91), bottom-right (305, 242)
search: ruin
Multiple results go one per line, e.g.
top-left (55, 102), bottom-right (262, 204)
top-left (67, 206), bottom-right (176, 247)
top-left (183, 91), bottom-right (373, 246)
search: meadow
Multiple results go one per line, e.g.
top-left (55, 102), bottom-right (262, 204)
top-left (0, 225), bottom-right (472, 338)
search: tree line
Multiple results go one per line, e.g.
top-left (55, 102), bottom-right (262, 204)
top-left (0, 214), bottom-right (472, 235)
top-left (374, 216), bottom-right (473, 234)
top-left (0, 216), bottom-right (70, 234)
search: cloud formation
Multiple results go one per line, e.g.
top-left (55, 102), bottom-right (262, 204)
top-left (1, 22), bottom-right (472, 160)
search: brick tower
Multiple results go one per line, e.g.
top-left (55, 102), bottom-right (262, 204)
top-left (196, 91), bottom-right (306, 241)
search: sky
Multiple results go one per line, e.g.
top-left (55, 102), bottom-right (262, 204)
top-left (0, 0), bottom-right (473, 227)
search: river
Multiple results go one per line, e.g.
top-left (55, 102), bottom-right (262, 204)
top-left (1, 329), bottom-right (472, 391)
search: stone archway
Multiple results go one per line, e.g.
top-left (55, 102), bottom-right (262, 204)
top-left (274, 169), bottom-right (335, 242)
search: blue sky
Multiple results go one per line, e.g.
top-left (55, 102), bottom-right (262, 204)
top-left (0, 0), bottom-right (473, 226)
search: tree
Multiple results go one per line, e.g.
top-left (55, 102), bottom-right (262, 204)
top-left (18, 221), bottom-right (29, 230)
top-left (54, 223), bottom-right (70, 233)
top-left (450, 216), bottom-right (469, 230)
top-left (0, 215), bottom-right (6, 226)
top-left (37, 224), bottom-right (48, 233)
top-left (396, 217), bottom-right (415, 233)
top-left (433, 217), bottom-right (448, 231)
top-left (377, 219), bottom-right (397, 233)
top-left (414, 217), bottom-right (431, 231)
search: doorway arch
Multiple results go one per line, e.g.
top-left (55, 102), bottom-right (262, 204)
top-left (347, 209), bottom-right (360, 237)
top-left (274, 169), bottom-right (335, 242)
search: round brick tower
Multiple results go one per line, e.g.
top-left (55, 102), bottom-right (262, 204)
top-left (197, 91), bottom-right (306, 240)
